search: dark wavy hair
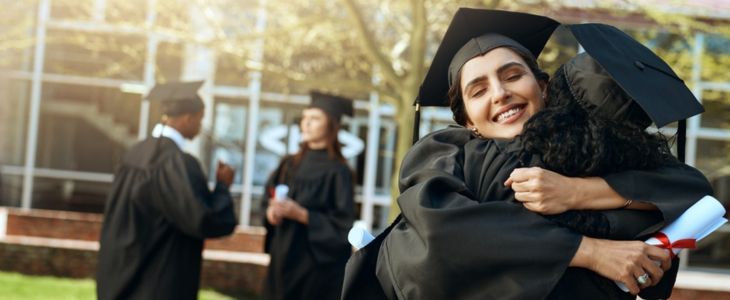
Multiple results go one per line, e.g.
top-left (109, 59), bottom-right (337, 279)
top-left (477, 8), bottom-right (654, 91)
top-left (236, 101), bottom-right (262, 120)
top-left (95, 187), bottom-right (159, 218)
top-left (448, 46), bottom-right (549, 126)
top-left (518, 66), bottom-right (674, 177)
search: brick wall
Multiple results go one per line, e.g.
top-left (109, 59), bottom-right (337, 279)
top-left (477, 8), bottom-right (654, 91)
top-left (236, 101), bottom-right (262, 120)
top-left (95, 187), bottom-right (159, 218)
top-left (0, 207), bottom-right (268, 296)
top-left (0, 237), bottom-right (267, 295)
top-left (671, 289), bottom-right (730, 300)
top-left (6, 209), bottom-right (102, 241)
top-left (3, 207), bottom-right (265, 252)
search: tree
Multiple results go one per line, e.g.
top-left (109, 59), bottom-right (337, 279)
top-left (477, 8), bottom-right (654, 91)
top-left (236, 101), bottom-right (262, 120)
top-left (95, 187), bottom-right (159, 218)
top-left (2, 0), bottom-right (729, 221)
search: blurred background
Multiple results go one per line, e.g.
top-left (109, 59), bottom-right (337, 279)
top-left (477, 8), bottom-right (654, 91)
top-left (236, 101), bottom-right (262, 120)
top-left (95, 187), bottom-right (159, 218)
top-left (0, 0), bottom-right (729, 298)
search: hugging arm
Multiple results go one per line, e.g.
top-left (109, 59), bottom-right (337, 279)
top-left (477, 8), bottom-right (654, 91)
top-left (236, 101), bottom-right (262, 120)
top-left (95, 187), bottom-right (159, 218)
top-left (376, 128), bottom-right (666, 299)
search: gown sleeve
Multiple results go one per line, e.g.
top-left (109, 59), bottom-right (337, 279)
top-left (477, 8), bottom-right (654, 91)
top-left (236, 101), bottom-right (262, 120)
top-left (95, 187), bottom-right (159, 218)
top-left (602, 159), bottom-right (714, 226)
top-left (376, 127), bottom-right (583, 300)
top-left (307, 164), bottom-right (355, 265)
top-left (140, 151), bottom-right (237, 239)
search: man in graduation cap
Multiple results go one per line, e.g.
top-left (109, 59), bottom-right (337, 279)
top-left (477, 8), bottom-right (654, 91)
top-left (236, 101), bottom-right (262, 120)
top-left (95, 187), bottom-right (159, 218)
top-left (96, 81), bottom-right (238, 300)
top-left (342, 8), bottom-right (712, 300)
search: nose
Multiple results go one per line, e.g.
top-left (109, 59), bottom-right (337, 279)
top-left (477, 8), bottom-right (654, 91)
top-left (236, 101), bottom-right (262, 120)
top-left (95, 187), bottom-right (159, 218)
top-left (490, 81), bottom-right (510, 105)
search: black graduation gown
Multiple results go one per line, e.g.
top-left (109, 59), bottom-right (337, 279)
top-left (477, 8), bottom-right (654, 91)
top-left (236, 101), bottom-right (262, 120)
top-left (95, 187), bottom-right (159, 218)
top-left (262, 149), bottom-right (355, 300)
top-left (461, 133), bottom-right (712, 300)
top-left (96, 137), bottom-right (237, 300)
top-left (342, 126), bottom-right (712, 300)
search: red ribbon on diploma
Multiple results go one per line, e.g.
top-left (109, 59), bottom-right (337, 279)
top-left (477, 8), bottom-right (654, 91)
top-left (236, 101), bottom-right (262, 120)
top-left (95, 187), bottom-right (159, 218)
top-left (653, 232), bottom-right (696, 258)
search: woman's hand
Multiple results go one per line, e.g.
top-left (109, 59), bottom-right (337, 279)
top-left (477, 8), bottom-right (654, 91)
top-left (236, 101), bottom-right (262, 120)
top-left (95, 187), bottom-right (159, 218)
top-left (266, 198), bottom-right (283, 225)
top-left (270, 199), bottom-right (309, 225)
top-left (506, 167), bottom-right (655, 213)
top-left (505, 167), bottom-right (577, 214)
top-left (571, 237), bottom-right (672, 295)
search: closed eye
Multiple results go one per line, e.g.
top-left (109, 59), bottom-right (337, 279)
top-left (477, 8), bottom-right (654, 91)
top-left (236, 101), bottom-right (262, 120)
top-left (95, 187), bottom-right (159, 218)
top-left (471, 89), bottom-right (486, 98)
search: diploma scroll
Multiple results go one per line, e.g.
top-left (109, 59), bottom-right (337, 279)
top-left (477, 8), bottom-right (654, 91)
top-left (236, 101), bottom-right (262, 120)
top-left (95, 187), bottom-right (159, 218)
top-left (348, 221), bottom-right (375, 250)
top-left (274, 184), bottom-right (289, 202)
top-left (616, 195), bottom-right (728, 292)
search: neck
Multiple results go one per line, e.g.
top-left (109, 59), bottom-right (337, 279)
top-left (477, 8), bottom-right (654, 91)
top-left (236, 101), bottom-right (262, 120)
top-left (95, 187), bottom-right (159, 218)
top-left (164, 122), bottom-right (188, 140)
top-left (307, 140), bottom-right (327, 150)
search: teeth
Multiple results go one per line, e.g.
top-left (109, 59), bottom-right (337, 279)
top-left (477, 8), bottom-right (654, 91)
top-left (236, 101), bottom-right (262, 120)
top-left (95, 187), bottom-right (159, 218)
top-left (497, 107), bottom-right (522, 122)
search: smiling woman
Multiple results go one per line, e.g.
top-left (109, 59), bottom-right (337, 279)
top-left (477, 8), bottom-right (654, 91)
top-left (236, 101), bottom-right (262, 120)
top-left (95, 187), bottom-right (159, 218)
top-left (341, 8), bottom-right (714, 300)
top-left (453, 47), bottom-right (547, 139)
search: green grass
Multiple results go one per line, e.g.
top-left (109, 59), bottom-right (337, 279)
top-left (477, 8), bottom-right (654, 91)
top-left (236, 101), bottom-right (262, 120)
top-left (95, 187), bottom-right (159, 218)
top-left (0, 271), bottom-right (234, 300)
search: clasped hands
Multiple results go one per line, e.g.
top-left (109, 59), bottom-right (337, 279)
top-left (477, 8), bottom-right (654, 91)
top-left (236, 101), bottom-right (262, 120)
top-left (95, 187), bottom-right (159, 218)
top-left (266, 197), bottom-right (308, 225)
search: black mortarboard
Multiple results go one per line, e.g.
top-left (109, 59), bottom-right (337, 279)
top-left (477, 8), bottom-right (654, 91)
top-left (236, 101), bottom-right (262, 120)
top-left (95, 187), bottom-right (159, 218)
top-left (412, 8), bottom-right (559, 143)
top-left (417, 8), bottom-right (560, 107)
top-left (561, 52), bottom-right (653, 129)
top-left (309, 91), bottom-right (354, 122)
top-left (146, 81), bottom-right (205, 117)
top-left (566, 23), bottom-right (704, 128)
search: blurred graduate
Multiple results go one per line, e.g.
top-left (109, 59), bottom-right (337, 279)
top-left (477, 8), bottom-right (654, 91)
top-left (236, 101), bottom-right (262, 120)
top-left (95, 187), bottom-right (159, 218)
top-left (96, 81), bottom-right (238, 300)
top-left (261, 91), bottom-right (356, 300)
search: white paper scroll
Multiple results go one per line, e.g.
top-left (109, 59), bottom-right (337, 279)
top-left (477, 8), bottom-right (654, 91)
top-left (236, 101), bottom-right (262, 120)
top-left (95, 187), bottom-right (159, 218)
top-left (617, 195), bottom-right (728, 292)
top-left (348, 221), bottom-right (375, 250)
top-left (274, 184), bottom-right (289, 202)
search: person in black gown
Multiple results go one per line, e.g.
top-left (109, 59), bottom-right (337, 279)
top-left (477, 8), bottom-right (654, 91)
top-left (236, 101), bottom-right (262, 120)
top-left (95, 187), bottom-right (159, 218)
top-left (262, 91), bottom-right (356, 300)
top-left (342, 9), bottom-right (713, 300)
top-left (96, 81), bottom-right (238, 300)
top-left (461, 48), bottom-right (706, 299)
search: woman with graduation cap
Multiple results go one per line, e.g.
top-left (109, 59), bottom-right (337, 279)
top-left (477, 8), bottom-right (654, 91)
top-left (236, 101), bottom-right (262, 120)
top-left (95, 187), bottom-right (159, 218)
top-left (261, 91), bottom-right (356, 300)
top-left (341, 9), bottom-right (712, 300)
top-left (96, 81), bottom-right (238, 300)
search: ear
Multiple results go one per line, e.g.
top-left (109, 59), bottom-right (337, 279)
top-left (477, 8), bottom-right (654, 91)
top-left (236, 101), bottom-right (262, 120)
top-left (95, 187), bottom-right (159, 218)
top-left (539, 80), bottom-right (549, 103)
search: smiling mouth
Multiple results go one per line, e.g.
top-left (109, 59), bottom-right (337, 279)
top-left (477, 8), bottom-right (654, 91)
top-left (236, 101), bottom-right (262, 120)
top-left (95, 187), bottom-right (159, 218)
top-left (494, 104), bottom-right (526, 123)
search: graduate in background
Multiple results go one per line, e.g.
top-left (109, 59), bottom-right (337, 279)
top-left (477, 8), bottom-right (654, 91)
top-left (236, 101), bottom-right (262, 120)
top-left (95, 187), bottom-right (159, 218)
top-left (96, 81), bottom-right (237, 300)
top-left (262, 91), bottom-right (356, 300)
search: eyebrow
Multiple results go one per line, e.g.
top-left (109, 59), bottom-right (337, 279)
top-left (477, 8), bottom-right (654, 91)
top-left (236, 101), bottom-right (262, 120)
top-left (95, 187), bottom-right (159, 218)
top-left (463, 61), bottom-right (527, 94)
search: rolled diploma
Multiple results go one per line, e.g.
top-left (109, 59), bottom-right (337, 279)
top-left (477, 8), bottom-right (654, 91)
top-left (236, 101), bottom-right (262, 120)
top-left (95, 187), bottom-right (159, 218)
top-left (616, 195), bottom-right (728, 292)
top-left (274, 184), bottom-right (289, 202)
top-left (348, 225), bottom-right (375, 250)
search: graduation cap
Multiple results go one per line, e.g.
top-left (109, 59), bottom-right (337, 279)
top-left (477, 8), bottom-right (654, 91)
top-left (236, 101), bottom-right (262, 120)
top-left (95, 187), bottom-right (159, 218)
top-left (566, 23), bottom-right (704, 161)
top-left (561, 52), bottom-right (653, 129)
top-left (413, 8), bottom-right (560, 143)
top-left (309, 91), bottom-right (354, 123)
top-left (146, 81), bottom-right (205, 117)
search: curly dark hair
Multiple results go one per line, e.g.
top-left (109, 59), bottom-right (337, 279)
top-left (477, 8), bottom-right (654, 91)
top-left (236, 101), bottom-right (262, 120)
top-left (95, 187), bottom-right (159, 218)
top-left (518, 65), bottom-right (674, 177)
top-left (448, 46), bottom-right (549, 126)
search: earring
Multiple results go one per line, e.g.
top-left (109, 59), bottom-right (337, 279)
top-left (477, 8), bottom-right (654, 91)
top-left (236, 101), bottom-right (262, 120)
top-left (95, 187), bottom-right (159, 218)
top-left (469, 127), bottom-right (484, 139)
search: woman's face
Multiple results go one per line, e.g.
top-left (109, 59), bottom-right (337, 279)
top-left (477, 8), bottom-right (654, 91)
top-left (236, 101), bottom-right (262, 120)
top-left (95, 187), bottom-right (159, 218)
top-left (460, 47), bottom-right (547, 139)
top-left (300, 107), bottom-right (330, 147)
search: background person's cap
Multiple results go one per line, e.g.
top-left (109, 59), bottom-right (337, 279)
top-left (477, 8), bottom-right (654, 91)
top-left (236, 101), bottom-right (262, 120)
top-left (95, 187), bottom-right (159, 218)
top-left (146, 81), bottom-right (205, 117)
top-left (309, 91), bottom-right (354, 122)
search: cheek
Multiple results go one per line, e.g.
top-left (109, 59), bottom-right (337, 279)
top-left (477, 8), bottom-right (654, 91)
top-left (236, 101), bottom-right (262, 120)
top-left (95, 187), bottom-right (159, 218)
top-left (464, 101), bottom-right (486, 124)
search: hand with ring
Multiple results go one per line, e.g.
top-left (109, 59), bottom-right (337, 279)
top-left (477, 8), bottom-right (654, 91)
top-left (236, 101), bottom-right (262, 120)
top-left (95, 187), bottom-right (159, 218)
top-left (636, 273), bottom-right (651, 287)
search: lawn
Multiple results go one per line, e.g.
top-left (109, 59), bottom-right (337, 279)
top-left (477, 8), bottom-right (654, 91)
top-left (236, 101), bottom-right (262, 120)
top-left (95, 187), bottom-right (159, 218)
top-left (0, 271), bottom-right (235, 300)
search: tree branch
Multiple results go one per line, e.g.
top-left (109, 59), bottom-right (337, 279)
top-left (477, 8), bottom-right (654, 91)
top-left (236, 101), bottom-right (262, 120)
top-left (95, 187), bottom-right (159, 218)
top-left (340, 0), bottom-right (402, 87)
top-left (407, 0), bottom-right (427, 92)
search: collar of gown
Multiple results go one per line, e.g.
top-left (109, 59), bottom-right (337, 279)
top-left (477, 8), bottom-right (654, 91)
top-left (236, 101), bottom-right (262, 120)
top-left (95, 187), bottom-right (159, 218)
top-left (151, 123), bottom-right (186, 150)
